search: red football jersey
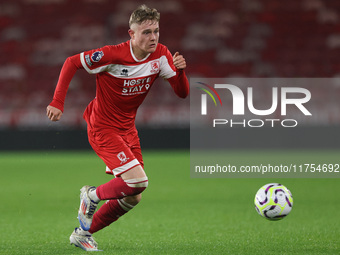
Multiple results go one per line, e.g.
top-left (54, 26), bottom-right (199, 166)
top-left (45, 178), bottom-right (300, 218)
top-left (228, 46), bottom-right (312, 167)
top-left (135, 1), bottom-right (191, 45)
top-left (81, 40), bottom-right (177, 131)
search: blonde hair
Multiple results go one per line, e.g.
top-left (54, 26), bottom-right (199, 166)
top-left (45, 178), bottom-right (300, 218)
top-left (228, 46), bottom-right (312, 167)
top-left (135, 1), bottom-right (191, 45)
top-left (129, 4), bottom-right (160, 28)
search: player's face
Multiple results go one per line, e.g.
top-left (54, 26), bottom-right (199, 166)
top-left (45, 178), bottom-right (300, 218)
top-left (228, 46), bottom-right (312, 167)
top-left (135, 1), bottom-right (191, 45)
top-left (130, 20), bottom-right (159, 59)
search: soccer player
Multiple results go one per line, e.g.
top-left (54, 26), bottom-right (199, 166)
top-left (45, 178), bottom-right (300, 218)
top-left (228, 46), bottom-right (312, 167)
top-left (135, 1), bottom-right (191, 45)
top-left (46, 4), bottom-right (189, 251)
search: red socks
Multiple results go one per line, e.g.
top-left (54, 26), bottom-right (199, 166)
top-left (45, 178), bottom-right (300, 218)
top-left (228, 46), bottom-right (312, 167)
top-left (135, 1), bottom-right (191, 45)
top-left (89, 177), bottom-right (148, 234)
top-left (89, 199), bottom-right (134, 234)
top-left (96, 177), bottom-right (148, 200)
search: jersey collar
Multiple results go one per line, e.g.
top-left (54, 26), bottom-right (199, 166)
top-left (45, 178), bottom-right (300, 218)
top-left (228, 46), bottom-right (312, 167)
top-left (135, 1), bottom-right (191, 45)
top-left (129, 40), bottom-right (151, 62)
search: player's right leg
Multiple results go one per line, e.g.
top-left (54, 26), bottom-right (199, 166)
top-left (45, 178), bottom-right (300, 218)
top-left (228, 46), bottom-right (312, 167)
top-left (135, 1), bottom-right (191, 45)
top-left (69, 227), bottom-right (99, 251)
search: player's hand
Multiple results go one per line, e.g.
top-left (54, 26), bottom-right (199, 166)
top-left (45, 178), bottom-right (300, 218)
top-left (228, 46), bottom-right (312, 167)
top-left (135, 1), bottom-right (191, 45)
top-left (173, 52), bottom-right (186, 70)
top-left (46, 105), bottom-right (62, 121)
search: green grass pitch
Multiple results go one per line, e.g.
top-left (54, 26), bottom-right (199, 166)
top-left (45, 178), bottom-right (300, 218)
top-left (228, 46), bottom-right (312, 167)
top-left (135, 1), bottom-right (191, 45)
top-left (1, 150), bottom-right (339, 254)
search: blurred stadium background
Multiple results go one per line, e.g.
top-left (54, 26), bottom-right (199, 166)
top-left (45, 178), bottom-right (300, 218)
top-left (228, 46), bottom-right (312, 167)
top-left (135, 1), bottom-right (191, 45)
top-left (0, 0), bottom-right (340, 150)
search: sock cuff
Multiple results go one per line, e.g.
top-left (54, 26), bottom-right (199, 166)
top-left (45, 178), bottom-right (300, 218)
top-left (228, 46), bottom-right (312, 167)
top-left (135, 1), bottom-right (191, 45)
top-left (118, 198), bottom-right (135, 211)
top-left (125, 177), bottom-right (149, 188)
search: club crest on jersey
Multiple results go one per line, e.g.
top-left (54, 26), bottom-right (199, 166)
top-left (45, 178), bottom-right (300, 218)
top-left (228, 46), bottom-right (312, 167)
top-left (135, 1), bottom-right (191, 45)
top-left (150, 60), bottom-right (160, 73)
top-left (91, 51), bottom-right (104, 62)
top-left (117, 151), bottom-right (129, 164)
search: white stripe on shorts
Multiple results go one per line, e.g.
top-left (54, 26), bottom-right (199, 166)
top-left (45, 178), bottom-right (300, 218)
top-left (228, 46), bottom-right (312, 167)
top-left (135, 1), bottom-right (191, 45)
top-left (105, 159), bottom-right (140, 176)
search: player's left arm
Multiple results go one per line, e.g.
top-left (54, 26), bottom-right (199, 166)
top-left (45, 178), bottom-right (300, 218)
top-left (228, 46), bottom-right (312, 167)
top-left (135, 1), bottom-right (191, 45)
top-left (173, 52), bottom-right (186, 70)
top-left (167, 52), bottom-right (189, 98)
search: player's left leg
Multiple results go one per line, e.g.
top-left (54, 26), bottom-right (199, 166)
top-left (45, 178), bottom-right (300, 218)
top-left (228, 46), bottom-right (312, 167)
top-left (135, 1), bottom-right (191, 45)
top-left (95, 165), bottom-right (148, 200)
top-left (78, 127), bottom-right (146, 230)
top-left (88, 195), bottom-right (140, 233)
top-left (78, 166), bottom-right (148, 231)
top-left (74, 166), bottom-right (148, 249)
top-left (78, 185), bottom-right (99, 231)
top-left (73, 127), bottom-right (147, 251)
top-left (88, 165), bottom-right (148, 234)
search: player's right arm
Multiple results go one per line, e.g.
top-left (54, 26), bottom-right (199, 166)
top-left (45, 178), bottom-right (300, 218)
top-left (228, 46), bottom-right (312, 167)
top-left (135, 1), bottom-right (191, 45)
top-left (47, 46), bottom-right (114, 121)
top-left (46, 54), bottom-right (83, 121)
top-left (46, 105), bottom-right (63, 121)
